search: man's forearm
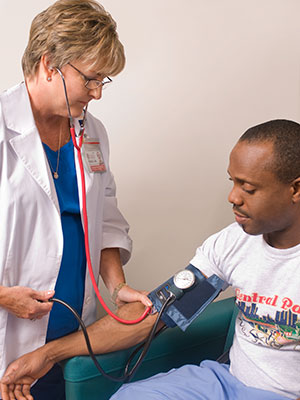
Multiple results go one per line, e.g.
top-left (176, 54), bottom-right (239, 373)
top-left (44, 302), bottom-right (159, 363)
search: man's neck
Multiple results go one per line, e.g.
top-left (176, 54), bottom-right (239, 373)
top-left (263, 229), bottom-right (300, 249)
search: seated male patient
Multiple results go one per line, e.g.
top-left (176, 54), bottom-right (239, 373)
top-left (1, 119), bottom-right (300, 400)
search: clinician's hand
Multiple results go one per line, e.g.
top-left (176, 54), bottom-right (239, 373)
top-left (0, 347), bottom-right (54, 400)
top-left (0, 286), bottom-right (54, 320)
top-left (115, 285), bottom-right (152, 308)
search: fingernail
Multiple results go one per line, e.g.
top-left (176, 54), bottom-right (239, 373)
top-left (47, 290), bottom-right (54, 295)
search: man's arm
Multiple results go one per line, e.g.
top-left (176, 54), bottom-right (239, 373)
top-left (47, 301), bottom-right (157, 361)
top-left (1, 302), bottom-right (159, 400)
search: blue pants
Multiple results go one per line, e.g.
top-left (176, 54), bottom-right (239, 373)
top-left (30, 363), bottom-right (65, 400)
top-left (110, 360), bottom-right (290, 400)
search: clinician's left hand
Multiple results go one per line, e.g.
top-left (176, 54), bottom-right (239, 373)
top-left (115, 285), bottom-right (152, 308)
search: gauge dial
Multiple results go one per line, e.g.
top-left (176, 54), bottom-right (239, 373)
top-left (173, 269), bottom-right (195, 290)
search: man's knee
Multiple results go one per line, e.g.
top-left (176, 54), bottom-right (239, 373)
top-left (111, 383), bottom-right (162, 400)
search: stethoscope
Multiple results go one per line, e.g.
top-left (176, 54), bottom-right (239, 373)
top-left (55, 67), bottom-right (151, 325)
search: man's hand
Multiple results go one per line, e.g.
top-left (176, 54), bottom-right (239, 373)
top-left (0, 286), bottom-right (54, 319)
top-left (0, 348), bottom-right (54, 400)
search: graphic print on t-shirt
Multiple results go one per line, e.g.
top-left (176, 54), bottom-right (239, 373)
top-left (235, 288), bottom-right (300, 349)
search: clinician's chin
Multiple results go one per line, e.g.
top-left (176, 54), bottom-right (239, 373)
top-left (71, 109), bottom-right (85, 119)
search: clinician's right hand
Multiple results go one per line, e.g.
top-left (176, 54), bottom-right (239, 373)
top-left (0, 286), bottom-right (54, 319)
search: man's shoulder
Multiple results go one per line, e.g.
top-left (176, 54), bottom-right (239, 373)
top-left (206, 222), bottom-right (258, 253)
top-left (212, 222), bottom-right (247, 241)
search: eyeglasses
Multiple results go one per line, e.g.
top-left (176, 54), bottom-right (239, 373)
top-left (69, 63), bottom-right (112, 90)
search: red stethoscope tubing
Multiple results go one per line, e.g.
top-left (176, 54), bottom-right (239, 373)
top-left (70, 126), bottom-right (151, 324)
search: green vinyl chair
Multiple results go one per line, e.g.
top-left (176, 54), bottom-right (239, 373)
top-left (62, 296), bottom-right (238, 400)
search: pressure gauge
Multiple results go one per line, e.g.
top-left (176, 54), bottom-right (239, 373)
top-left (173, 269), bottom-right (195, 290)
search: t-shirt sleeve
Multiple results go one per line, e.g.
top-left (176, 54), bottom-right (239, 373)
top-left (189, 229), bottom-right (230, 289)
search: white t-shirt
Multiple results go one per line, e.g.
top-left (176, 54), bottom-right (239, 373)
top-left (190, 222), bottom-right (300, 399)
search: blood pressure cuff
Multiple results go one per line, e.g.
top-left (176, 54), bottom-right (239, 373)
top-left (148, 264), bottom-right (226, 331)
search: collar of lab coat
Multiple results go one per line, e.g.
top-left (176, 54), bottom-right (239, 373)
top-left (1, 82), bottom-right (60, 212)
top-left (1, 81), bottom-right (35, 134)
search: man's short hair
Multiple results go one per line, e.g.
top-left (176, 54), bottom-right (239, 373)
top-left (239, 119), bottom-right (300, 183)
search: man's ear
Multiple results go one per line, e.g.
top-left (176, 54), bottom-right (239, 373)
top-left (291, 177), bottom-right (300, 203)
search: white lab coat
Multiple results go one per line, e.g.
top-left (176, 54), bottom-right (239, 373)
top-left (0, 82), bottom-right (132, 378)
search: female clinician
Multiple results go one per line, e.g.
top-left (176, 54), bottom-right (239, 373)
top-left (0, 1), bottom-right (151, 399)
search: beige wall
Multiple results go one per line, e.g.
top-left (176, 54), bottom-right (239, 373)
top-left (1, 1), bottom-right (300, 314)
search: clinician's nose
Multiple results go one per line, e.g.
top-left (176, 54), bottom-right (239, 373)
top-left (228, 185), bottom-right (243, 206)
top-left (89, 85), bottom-right (103, 100)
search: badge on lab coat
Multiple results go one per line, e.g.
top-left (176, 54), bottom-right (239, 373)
top-left (82, 137), bottom-right (106, 173)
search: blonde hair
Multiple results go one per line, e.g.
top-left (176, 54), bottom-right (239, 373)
top-left (22, 0), bottom-right (125, 78)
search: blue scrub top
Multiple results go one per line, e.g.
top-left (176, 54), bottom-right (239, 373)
top-left (43, 140), bottom-right (86, 341)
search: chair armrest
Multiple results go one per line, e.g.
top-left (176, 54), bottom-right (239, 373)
top-left (62, 297), bottom-right (235, 400)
